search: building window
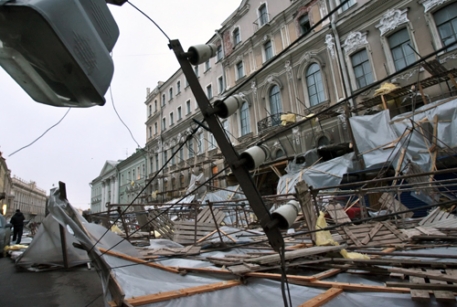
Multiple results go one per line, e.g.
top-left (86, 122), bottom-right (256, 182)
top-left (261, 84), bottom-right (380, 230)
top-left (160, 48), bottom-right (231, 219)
top-left (179, 147), bottom-right (184, 162)
top-left (264, 40), bottom-right (273, 61)
top-left (154, 100), bottom-right (157, 112)
top-left (351, 49), bottom-right (374, 89)
top-left (218, 76), bottom-right (224, 94)
top-left (388, 29), bottom-right (416, 71)
top-left (258, 4), bottom-right (268, 26)
top-left (163, 150), bottom-right (168, 165)
top-left (299, 14), bottom-right (310, 35)
top-left (186, 100), bottom-right (191, 114)
top-left (433, 2), bottom-right (457, 52)
top-left (177, 81), bottom-right (181, 94)
top-left (155, 154), bottom-right (159, 171)
top-left (162, 117), bottom-right (166, 130)
top-left (194, 65), bottom-right (199, 77)
top-left (188, 138), bottom-right (194, 158)
top-left (240, 102), bottom-right (250, 136)
top-left (233, 28), bottom-right (241, 45)
top-left (216, 45), bottom-right (223, 61)
top-left (339, 0), bottom-right (356, 12)
top-left (209, 133), bottom-right (216, 149)
top-left (205, 60), bottom-right (210, 71)
top-left (177, 106), bottom-right (182, 120)
top-left (161, 94), bottom-right (166, 106)
top-left (206, 84), bottom-right (213, 99)
top-left (154, 122), bottom-right (158, 134)
top-left (269, 85), bottom-right (282, 116)
top-left (169, 87), bottom-right (173, 100)
top-left (171, 147), bottom-right (175, 165)
top-left (223, 120), bottom-right (229, 136)
top-left (148, 126), bottom-right (152, 138)
top-left (170, 112), bottom-right (174, 126)
top-left (198, 133), bottom-right (203, 154)
top-left (148, 105), bottom-right (152, 117)
top-left (236, 61), bottom-right (244, 80)
top-left (306, 63), bottom-right (325, 106)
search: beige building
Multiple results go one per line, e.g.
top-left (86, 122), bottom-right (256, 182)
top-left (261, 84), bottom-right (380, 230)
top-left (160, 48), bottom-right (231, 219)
top-left (0, 151), bottom-right (13, 216)
top-left (144, 0), bottom-right (457, 202)
top-left (10, 176), bottom-right (47, 222)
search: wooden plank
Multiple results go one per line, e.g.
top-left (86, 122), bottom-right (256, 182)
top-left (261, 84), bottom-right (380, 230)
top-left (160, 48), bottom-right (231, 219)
top-left (312, 269), bottom-right (341, 280)
top-left (385, 282), bottom-right (457, 291)
top-left (380, 221), bottom-right (409, 241)
top-left (296, 181), bottom-right (317, 242)
top-left (228, 263), bottom-right (261, 275)
top-left (98, 248), bottom-right (179, 274)
top-left (418, 208), bottom-right (440, 226)
top-left (342, 226), bottom-right (363, 246)
top-left (426, 269), bottom-right (456, 302)
top-left (390, 268), bottom-right (457, 283)
top-left (326, 204), bottom-right (352, 224)
top-left (112, 280), bottom-right (241, 306)
top-left (361, 222), bottom-right (383, 245)
top-left (298, 287), bottom-right (343, 307)
top-left (245, 246), bottom-right (344, 265)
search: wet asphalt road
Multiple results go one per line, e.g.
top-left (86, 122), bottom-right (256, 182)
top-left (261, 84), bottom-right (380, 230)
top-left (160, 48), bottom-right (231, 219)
top-left (0, 256), bottom-right (104, 307)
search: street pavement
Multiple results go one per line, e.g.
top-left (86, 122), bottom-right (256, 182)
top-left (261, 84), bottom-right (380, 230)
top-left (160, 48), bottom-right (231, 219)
top-left (0, 256), bottom-right (105, 307)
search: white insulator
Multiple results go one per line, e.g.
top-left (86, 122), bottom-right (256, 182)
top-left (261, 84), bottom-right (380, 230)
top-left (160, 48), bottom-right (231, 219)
top-left (271, 200), bottom-right (300, 229)
top-left (213, 95), bottom-right (244, 118)
top-left (239, 146), bottom-right (268, 170)
top-left (187, 44), bottom-right (217, 65)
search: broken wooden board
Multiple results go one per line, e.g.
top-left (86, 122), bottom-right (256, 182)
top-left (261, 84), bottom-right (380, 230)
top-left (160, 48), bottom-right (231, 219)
top-left (326, 203), bottom-right (352, 224)
top-left (244, 245), bottom-right (344, 265)
top-left (140, 246), bottom-right (201, 258)
top-left (147, 209), bottom-right (174, 240)
top-left (419, 208), bottom-right (457, 228)
top-left (336, 221), bottom-right (408, 247)
top-left (197, 206), bottom-right (226, 224)
top-left (378, 193), bottom-right (414, 219)
top-left (173, 221), bottom-right (216, 245)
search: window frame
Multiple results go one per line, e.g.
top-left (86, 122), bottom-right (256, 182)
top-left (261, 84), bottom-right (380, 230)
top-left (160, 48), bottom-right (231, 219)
top-left (350, 48), bottom-right (375, 90)
top-left (239, 102), bottom-right (250, 136)
top-left (233, 27), bottom-right (241, 46)
top-left (236, 61), bottom-right (245, 80)
top-left (263, 40), bottom-right (273, 62)
top-left (305, 63), bottom-right (326, 107)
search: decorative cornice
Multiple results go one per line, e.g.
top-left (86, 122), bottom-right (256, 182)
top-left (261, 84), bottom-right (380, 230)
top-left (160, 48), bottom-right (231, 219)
top-left (419, 0), bottom-right (451, 13)
top-left (375, 9), bottom-right (409, 36)
top-left (342, 32), bottom-right (368, 54)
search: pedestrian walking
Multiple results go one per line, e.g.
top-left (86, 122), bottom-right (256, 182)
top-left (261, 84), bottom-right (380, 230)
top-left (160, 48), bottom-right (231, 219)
top-left (10, 209), bottom-right (25, 244)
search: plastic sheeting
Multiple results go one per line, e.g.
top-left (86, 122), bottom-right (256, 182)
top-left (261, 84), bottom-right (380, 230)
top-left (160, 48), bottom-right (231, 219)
top-left (17, 214), bottom-right (90, 269)
top-left (17, 187), bottom-right (139, 271)
top-left (277, 152), bottom-right (354, 194)
top-left (349, 97), bottom-right (457, 171)
top-left (104, 254), bottom-right (326, 307)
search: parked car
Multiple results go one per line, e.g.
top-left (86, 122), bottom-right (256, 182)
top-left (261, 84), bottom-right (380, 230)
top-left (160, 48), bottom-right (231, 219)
top-left (0, 214), bottom-right (11, 257)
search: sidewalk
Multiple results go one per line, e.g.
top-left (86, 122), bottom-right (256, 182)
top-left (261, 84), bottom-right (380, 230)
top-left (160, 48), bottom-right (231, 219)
top-left (0, 256), bottom-right (104, 307)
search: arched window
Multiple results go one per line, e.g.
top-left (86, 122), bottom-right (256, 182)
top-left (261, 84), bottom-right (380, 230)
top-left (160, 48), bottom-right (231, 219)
top-left (275, 149), bottom-right (285, 159)
top-left (240, 102), bottom-right (250, 136)
top-left (434, 2), bottom-right (457, 52)
top-left (306, 63), bottom-right (325, 106)
top-left (233, 28), bottom-right (241, 45)
top-left (269, 85), bottom-right (282, 126)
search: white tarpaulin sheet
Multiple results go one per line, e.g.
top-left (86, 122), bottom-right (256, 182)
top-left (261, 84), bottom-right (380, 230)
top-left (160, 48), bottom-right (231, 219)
top-left (350, 97), bottom-right (457, 171)
top-left (277, 152), bottom-right (354, 194)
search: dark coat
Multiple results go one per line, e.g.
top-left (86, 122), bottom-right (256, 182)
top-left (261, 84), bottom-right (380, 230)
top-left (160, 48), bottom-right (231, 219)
top-left (10, 212), bottom-right (25, 228)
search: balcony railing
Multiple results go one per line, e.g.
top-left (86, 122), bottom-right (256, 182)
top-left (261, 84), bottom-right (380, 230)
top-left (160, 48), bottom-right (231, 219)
top-left (257, 112), bottom-right (284, 133)
top-left (253, 13), bottom-right (270, 32)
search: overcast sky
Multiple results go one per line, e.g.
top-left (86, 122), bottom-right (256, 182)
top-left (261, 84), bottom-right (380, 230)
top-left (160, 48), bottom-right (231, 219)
top-left (0, 0), bottom-right (241, 210)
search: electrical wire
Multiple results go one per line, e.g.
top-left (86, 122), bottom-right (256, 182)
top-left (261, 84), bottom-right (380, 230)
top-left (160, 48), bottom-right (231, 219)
top-left (109, 86), bottom-right (142, 149)
top-left (127, 0), bottom-right (171, 41)
top-left (8, 108), bottom-right (71, 157)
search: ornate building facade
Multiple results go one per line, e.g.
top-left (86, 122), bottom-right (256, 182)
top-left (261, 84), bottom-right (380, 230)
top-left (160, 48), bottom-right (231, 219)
top-left (141, 0), bottom-right (457, 203)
